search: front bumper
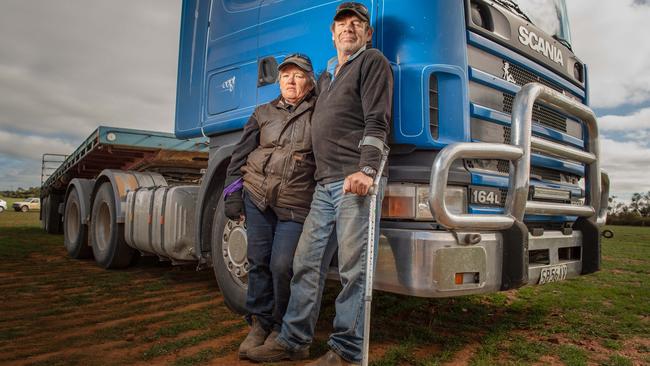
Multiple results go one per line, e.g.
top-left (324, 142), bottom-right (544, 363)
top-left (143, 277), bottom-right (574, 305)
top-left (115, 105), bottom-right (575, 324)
top-left (373, 227), bottom-right (583, 297)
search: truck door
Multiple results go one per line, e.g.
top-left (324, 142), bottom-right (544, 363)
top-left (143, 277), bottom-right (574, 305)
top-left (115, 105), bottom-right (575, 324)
top-left (200, 0), bottom-right (262, 136)
top-left (257, 0), bottom-right (378, 104)
top-left (176, 0), bottom-right (212, 138)
top-left (176, 0), bottom-right (262, 138)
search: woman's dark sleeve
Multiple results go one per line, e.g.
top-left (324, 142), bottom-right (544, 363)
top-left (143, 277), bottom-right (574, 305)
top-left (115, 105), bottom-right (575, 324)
top-left (224, 111), bottom-right (260, 186)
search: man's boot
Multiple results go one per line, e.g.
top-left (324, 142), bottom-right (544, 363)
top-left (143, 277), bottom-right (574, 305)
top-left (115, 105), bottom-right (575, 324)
top-left (238, 317), bottom-right (269, 359)
top-left (246, 335), bottom-right (309, 362)
top-left (306, 350), bottom-right (358, 366)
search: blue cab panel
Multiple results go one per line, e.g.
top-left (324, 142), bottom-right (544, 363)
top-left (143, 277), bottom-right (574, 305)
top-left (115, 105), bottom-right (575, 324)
top-left (176, 0), bottom-right (471, 146)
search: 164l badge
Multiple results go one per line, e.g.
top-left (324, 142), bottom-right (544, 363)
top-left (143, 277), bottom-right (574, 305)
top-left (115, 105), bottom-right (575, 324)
top-left (469, 186), bottom-right (502, 206)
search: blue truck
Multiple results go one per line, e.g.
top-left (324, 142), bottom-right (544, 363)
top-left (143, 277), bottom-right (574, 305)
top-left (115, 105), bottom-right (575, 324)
top-left (41, 0), bottom-right (609, 314)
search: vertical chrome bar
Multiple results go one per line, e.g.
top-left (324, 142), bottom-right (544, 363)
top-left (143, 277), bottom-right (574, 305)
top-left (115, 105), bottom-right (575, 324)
top-left (506, 84), bottom-right (539, 221)
top-left (597, 170), bottom-right (610, 226)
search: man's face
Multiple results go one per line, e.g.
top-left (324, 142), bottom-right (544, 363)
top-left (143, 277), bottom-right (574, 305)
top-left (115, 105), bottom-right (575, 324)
top-left (278, 65), bottom-right (311, 103)
top-left (331, 14), bottom-right (372, 55)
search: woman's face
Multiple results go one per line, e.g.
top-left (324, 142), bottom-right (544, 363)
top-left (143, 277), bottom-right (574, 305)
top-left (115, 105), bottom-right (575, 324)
top-left (279, 65), bottom-right (311, 104)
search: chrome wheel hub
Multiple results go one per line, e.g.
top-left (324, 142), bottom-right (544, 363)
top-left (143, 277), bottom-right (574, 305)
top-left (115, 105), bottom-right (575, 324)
top-left (222, 219), bottom-right (249, 287)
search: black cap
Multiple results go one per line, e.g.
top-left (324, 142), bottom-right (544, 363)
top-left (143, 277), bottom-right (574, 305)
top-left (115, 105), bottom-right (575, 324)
top-left (334, 2), bottom-right (370, 23)
top-left (277, 53), bottom-right (313, 73)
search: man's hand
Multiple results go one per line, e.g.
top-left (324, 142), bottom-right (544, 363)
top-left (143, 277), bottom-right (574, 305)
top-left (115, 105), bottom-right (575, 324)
top-left (343, 171), bottom-right (374, 196)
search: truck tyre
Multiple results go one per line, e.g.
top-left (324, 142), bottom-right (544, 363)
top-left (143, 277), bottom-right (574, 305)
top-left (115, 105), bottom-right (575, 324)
top-left (64, 188), bottom-right (92, 259)
top-left (0, 206), bottom-right (4, 213)
top-left (41, 197), bottom-right (48, 229)
top-left (21, 205), bottom-right (29, 212)
top-left (211, 196), bottom-right (248, 315)
top-left (90, 182), bottom-right (135, 268)
top-left (44, 195), bottom-right (63, 234)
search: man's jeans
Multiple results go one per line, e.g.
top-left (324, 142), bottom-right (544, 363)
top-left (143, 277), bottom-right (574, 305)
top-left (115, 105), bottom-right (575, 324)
top-left (277, 178), bottom-right (385, 363)
top-left (243, 194), bottom-right (303, 332)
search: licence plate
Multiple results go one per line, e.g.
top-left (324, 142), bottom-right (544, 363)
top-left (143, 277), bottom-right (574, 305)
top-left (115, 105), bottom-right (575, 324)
top-left (538, 264), bottom-right (568, 285)
top-left (469, 186), bottom-right (502, 206)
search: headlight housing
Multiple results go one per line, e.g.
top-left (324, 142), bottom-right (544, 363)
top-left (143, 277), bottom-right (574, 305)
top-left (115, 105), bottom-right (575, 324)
top-left (382, 183), bottom-right (467, 221)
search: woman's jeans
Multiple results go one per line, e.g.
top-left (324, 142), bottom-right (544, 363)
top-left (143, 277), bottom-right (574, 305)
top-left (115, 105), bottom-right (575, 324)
top-left (243, 194), bottom-right (303, 332)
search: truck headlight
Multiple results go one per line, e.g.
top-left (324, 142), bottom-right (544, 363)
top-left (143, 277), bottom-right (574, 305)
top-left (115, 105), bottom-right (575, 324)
top-left (382, 184), bottom-right (467, 221)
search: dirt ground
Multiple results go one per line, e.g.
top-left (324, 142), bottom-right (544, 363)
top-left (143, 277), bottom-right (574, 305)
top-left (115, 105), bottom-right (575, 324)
top-left (1, 215), bottom-right (648, 365)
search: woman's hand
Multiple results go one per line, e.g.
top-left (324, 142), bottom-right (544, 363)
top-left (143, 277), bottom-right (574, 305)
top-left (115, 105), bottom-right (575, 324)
top-left (224, 190), bottom-right (245, 220)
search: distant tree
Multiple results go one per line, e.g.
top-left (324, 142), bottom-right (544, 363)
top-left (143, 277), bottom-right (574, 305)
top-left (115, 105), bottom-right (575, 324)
top-left (639, 191), bottom-right (650, 217)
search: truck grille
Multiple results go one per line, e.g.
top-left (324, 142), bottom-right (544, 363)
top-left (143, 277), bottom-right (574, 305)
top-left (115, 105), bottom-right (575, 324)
top-left (466, 44), bottom-right (584, 206)
top-left (503, 94), bottom-right (567, 132)
top-left (493, 160), bottom-right (563, 182)
top-left (508, 63), bottom-right (562, 93)
top-left (501, 63), bottom-right (568, 132)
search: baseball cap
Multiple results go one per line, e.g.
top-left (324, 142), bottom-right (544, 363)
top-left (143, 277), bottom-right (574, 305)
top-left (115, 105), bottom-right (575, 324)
top-left (277, 53), bottom-right (313, 73)
top-left (334, 2), bottom-right (370, 23)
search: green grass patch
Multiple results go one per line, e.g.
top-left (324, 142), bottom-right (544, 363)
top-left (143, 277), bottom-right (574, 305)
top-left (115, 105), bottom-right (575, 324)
top-left (601, 354), bottom-right (633, 366)
top-left (557, 344), bottom-right (588, 366)
top-left (141, 322), bottom-right (245, 360)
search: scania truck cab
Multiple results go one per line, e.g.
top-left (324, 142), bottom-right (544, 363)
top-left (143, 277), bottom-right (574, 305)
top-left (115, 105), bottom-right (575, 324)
top-left (172, 0), bottom-right (609, 311)
top-left (43, 0), bottom-right (609, 315)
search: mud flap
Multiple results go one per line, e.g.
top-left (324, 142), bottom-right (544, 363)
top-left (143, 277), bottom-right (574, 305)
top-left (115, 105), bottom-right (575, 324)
top-left (500, 220), bottom-right (529, 290)
top-left (574, 218), bottom-right (600, 274)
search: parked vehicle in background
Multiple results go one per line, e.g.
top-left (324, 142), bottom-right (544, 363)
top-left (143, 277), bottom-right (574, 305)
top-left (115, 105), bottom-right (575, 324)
top-left (0, 199), bottom-right (7, 212)
top-left (13, 198), bottom-right (40, 212)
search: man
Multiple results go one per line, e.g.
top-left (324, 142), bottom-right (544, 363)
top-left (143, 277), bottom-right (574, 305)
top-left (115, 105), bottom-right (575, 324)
top-left (247, 2), bottom-right (393, 365)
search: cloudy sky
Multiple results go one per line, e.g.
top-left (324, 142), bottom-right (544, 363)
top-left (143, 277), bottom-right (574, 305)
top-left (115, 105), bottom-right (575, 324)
top-left (0, 1), bottom-right (649, 202)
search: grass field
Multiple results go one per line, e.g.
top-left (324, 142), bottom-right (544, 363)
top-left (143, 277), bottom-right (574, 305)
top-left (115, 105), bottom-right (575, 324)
top-left (0, 211), bottom-right (648, 365)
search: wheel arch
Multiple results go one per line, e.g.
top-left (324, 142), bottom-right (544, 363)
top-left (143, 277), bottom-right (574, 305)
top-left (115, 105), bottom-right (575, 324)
top-left (89, 170), bottom-right (167, 224)
top-left (64, 178), bottom-right (96, 225)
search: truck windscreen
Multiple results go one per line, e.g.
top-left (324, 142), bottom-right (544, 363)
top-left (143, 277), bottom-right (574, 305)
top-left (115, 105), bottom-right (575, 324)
top-left (501, 0), bottom-right (572, 49)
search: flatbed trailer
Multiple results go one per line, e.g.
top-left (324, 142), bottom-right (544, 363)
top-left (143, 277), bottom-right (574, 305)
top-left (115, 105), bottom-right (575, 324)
top-left (40, 126), bottom-right (209, 235)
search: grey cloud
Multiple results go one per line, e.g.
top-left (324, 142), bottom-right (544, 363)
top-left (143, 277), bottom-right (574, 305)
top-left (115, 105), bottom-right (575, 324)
top-left (0, 131), bottom-right (76, 161)
top-left (0, 0), bottom-right (180, 189)
top-left (599, 107), bottom-right (650, 132)
top-left (633, 0), bottom-right (650, 6)
top-left (600, 137), bottom-right (650, 198)
top-left (0, 156), bottom-right (42, 190)
top-left (567, 1), bottom-right (650, 109)
top-left (0, 0), bottom-right (180, 139)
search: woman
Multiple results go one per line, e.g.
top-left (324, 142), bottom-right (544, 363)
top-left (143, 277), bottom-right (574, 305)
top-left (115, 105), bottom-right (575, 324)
top-left (221, 53), bottom-right (317, 359)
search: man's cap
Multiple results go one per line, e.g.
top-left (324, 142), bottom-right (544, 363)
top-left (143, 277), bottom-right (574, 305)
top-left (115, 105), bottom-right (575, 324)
top-left (277, 53), bottom-right (313, 73)
top-left (334, 2), bottom-right (370, 23)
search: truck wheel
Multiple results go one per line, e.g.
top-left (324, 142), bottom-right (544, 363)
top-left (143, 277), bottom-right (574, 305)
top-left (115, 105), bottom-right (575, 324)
top-left (64, 188), bottom-right (92, 259)
top-left (211, 196), bottom-right (248, 315)
top-left (21, 205), bottom-right (29, 212)
top-left (0, 207), bottom-right (4, 213)
top-left (90, 182), bottom-right (135, 268)
top-left (41, 197), bottom-right (49, 229)
top-left (44, 195), bottom-right (63, 234)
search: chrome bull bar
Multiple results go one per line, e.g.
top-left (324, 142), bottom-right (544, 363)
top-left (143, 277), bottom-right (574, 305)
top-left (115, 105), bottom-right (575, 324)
top-left (429, 83), bottom-right (607, 230)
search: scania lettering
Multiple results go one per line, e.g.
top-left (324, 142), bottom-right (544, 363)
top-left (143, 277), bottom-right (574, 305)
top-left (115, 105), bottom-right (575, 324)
top-left (40, 0), bottom-right (609, 316)
top-left (518, 26), bottom-right (564, 66)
